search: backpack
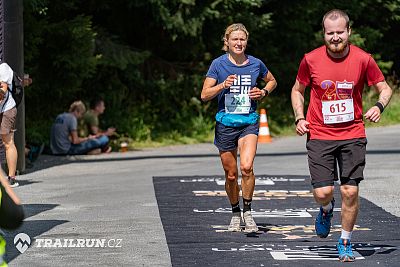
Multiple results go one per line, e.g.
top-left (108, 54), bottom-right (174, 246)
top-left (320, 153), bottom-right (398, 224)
top-left (11, 71), bottom-right (23, 107)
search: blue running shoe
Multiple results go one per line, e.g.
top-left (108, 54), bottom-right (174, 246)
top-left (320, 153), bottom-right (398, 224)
top-left (315, 198), bottom-right (335, 238)
top-left (337, 238), bottom-right (355, 262)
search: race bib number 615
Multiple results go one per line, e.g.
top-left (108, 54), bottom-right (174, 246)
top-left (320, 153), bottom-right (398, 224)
top-left (322, 99), bottom-right (354, 124)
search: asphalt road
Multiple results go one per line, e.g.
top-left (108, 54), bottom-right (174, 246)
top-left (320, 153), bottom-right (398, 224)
top-left (3, 124), bottom-right (400, 266)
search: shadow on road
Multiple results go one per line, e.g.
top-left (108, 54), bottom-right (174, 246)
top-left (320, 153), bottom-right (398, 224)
top-left (2, 203), bottom-right (68, 263)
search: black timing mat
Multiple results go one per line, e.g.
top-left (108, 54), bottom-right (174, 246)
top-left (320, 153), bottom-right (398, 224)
top-left (153, 175), bottom-right (400, 266)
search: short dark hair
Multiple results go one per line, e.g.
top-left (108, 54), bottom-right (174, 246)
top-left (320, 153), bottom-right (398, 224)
top-left (322, 9), bottom-right (350, 32)
top-left (90, 96), bottom-right (104, 109)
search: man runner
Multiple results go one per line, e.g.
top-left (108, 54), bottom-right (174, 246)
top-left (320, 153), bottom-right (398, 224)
top-left (291, 9), bottom-right (393, 262)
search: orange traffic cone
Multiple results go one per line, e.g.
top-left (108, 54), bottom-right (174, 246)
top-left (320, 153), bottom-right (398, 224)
top-left (258, 108), bottom-right (272, 143)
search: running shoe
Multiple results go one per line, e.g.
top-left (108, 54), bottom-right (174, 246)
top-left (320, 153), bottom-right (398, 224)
top-left (315, 198), bottom-right (335, 238)
top-left (227, 212), bottom-right (241, 232)
top-left (337, 238), bottom-right (355, 262)
top-left (243, 211), bottom-right (258, 233)
top-left (8, 176), bottom-right (19, 188)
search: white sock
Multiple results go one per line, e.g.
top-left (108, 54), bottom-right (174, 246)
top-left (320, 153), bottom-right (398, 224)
top-left (340, 229), bottom-right (352, 240)
top-left (322, 202), bottom-right (332, 212)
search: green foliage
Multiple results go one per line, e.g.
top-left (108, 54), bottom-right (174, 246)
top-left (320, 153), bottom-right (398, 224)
top-left (22, 0), bottom-right (400, 146)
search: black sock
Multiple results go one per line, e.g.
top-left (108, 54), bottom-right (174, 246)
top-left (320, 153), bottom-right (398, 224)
top-left (243, 198), bottom-right (252, 213)
top-left (231, 202), bottom-right (241, 213)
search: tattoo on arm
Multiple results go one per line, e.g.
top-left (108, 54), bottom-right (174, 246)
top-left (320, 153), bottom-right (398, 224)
top-left (292, 93), bottom-right (305, 120)
top-left (376, 81), bottom-right (393, 107)
top-left (378, 94), bottom-right (392, 107)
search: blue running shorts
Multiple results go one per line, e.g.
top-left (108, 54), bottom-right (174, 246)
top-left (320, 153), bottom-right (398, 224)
top-left (214, 121), bottom-right (259, 151)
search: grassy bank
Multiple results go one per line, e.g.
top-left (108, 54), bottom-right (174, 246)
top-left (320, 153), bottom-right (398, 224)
top-left (122, 86), bottom-right (399, 150)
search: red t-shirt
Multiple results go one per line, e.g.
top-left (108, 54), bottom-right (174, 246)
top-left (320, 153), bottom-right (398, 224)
top-left (296, 44), bottom-right (384, 140)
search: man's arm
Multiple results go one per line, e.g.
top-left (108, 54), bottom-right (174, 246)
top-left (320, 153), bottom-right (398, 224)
top-left (291, 79), bottom-right (310, 136)
top-left (90, 125), bottom-right (116, 137)
top-left (70, 130), bottom-right (90, 144)
top-left (364, 81), bottom-right (393, 123)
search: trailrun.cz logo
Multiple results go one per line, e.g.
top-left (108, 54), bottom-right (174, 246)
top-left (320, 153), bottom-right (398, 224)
top-left (14, 233), bottom-right (122, 253)
top-left (14, 233), bottom-right (31, 253)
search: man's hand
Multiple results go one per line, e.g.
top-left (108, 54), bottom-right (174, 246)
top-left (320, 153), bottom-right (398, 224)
top-left (105, 127), bottom-right (116, 136)
top-left (364, 106), bottom-right (381, 123)
top-left (296, 119), bottom-right (310, 136)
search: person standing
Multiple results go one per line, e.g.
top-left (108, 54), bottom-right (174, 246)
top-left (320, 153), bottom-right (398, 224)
top-left (291, 9), bottom-right (392, 262)
top-left (0, 63), bottom-right (19, 187)
top-left (50, 101), bottom-right (110, 155)
top-left (201, 23), bottom-right (277, 232)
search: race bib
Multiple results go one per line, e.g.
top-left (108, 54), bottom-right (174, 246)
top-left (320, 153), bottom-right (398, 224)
top-left (225, 93), bottom-right (251, 114)
top-left (322, 99), bottom-right (354, 124)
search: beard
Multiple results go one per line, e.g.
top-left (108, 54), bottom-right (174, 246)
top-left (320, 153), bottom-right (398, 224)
top-left (325, 39), bottom-right (348, 54)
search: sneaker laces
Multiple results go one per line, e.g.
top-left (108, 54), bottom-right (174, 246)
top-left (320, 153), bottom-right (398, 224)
top-left (320, 208), bottom-right (333, 223)
top-left (338, 239), bottom-right (355, 260)
top-left (344, 240), bottom-right (354, 256)
top-left (243, 211), bottom-right (258, 232)
top-left (243, 211), bottom-right (256, 227)
top-left (228, 213), bottom-right (241, 231)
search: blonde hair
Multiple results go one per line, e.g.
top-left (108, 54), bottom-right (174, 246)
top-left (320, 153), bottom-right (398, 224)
top-left (69, 100), bottom-right (86, 114)
top-left (222, 23), bottom-right (249, 52)
top-left (322, 9), bottom-right (350, 32)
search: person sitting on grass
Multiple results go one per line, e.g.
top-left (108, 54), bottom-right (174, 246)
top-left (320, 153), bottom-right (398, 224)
top-left (78, 96), bottom-right (114, 153)
top-left (50, 100), bottom-right (109, 155)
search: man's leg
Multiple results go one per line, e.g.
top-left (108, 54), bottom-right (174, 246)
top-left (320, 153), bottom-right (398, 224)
top-left (307, 139), bottom-right (337, 238)
top-left (336, 138), bottom-right (366, 262)
top-left (69, 139), bottom-right (103, 155)
top-left (238, 134), bottom-right (258, 233)
top-left (96, 135), bottom-right (111, 153)
top-left (340, 184), bottom-right (359, 232)
top-left (313, 186), bottom-right (334, 206)
top-left (336, 183), bottom-right (359, 262)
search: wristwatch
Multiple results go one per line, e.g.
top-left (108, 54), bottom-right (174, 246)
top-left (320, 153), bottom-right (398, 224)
top-left (262, 88), bottom-right (269, 97)
top-left (295, 118), bottom-right (305, 125)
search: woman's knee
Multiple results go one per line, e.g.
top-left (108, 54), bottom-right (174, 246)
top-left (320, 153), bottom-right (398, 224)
top-left (224, 169), bottom-right (238, 182)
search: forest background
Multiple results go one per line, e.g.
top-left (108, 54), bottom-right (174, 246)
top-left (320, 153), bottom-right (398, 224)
top-left (23, 0), bottom-right (400, 148)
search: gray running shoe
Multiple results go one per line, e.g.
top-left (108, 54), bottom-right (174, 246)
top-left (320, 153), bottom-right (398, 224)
top-left (227, 212), bottom-right (242, 232)
top-left (243, 211), bottom-right (258, 233)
